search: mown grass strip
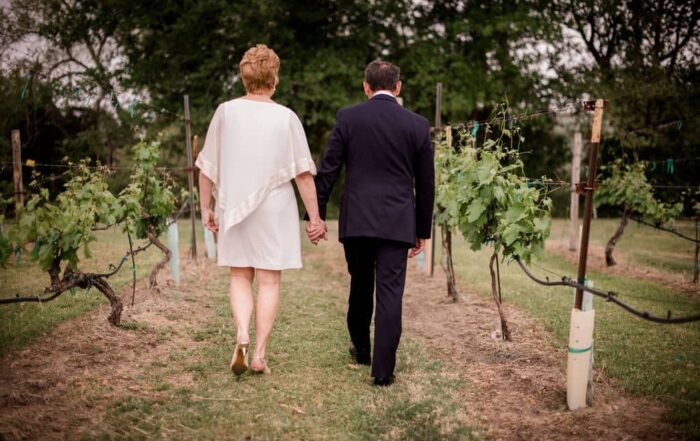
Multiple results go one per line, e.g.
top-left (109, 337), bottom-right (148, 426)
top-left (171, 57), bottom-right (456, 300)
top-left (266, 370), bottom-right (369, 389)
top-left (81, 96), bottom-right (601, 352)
top-left (446, 234), bottom-right (700, 438)
top-left (85, 235), bottom-right (479, 440)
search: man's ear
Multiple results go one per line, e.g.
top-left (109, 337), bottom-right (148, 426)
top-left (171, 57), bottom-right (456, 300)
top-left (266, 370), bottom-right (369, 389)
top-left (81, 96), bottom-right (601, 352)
top-left (394, 81), bottom-right (402, 96)
top-left (363, 81), bottom-right (373, 98)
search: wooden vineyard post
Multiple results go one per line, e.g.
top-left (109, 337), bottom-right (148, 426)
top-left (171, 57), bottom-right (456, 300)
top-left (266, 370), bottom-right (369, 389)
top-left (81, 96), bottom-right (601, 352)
top-left (183, 95), bottom-right (198, 260)
top-left (569, 132), bottom-right (582, 251)
top-left (426, 82), bottom-right (442, 276)
top-left (567, 99), bottom-right (605, 411)
top-left (575, 100), bottom-right (605, 309)
top-left (11, 130), bottom-right (23, 219)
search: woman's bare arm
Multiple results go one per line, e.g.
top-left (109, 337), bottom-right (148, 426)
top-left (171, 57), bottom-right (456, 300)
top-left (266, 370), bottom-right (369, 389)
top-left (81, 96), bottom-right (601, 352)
top-left (199, 173), bottom-right (218, 233)
top-left (294, 171), bottom-right (327, 243)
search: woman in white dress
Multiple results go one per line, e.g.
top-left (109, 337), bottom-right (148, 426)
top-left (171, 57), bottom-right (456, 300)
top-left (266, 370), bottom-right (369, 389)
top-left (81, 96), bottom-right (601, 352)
top-left (196, 44), bottom-right (326, 375)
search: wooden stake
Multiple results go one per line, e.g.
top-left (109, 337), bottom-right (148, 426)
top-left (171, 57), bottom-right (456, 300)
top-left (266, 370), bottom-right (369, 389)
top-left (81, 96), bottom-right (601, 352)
top-left (11, 130), bottom-right (23, 218)
top-left (575, 99), bottom-right (605, 310)
top-left (184, 95), bottom-right (197, 260)
top-left (193, 135), bottom-right (199, 160)
top-left (569, 132), bottom-right (582, 251)
top-left (428, 82), bottom-right (442, 276)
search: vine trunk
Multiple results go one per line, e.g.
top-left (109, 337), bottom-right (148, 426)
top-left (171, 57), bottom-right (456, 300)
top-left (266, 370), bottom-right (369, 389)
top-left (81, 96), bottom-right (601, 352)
top-left (147, 225), bottom-right (171, 289)
top-left (489, 252), bottom-right (510, 341)
top-left (440, 224), bottom-right (459, 302)
top-left (605, 206), bottom-right (629, 266)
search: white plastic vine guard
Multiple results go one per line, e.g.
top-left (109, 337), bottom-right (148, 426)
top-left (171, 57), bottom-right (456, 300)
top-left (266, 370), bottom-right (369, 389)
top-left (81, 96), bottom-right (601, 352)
top-left (566, 308), bottom-right (595, 410)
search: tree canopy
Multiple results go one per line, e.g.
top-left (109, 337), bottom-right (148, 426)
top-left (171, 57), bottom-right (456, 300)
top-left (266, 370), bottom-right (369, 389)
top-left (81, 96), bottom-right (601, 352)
top-left (1, 0), bottom-right (697, 215)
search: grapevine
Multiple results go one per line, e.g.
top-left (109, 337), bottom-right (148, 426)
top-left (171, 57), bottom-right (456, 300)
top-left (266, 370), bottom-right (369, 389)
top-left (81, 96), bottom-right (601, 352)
top-left (434, 105), bottom-right (553, 340)
top-left (595, 160), bottom-right (682, 266)
top-left (118, 139), bottom-right (177, 290)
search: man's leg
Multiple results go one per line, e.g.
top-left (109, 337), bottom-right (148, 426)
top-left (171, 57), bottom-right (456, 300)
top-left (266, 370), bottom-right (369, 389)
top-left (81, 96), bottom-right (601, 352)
top-left (372, 240), bottom-right (409, 379)
top-left (343, 238), bottom-right (376, 357)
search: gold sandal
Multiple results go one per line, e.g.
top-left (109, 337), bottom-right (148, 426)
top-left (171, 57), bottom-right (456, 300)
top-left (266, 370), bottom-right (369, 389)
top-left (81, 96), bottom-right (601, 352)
top-left (251, 357), bottom-right (271, 375)
top-left (230, 342), bottom-right (249, 375)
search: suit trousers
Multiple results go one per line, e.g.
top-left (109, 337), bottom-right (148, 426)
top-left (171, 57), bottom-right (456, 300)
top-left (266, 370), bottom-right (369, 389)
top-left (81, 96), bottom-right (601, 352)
top-left (343, 237), bottom-right (409, 378)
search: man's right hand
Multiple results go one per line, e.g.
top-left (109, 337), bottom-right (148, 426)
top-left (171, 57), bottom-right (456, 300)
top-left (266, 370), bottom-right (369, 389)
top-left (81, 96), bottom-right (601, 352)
top-left (202, 208), bottom-right (219, 233)
top-left (408, 238), bottom-right (425, 258)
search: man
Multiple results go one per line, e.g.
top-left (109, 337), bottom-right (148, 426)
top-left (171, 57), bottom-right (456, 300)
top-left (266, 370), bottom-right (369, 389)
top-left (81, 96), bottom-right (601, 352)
top-left (307, 60), bottom-right (435, 386)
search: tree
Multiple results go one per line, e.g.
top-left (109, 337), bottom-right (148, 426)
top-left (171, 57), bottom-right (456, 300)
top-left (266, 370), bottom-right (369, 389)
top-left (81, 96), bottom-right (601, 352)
top-left (548, 0), bottom-right (700, 201)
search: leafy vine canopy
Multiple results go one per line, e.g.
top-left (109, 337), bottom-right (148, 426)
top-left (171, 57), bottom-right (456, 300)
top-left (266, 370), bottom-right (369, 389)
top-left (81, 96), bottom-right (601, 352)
top-left (434, 107), bottom-right (553, 264)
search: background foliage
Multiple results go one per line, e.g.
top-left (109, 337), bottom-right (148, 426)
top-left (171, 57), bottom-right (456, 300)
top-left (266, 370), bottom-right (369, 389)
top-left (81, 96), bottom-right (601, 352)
top-left (0, 0), bottom-right (698, 217)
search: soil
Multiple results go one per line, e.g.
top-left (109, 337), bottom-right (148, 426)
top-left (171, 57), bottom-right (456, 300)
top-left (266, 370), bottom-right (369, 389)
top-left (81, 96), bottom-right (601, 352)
top-left (0, 258), bottom-right (214, 440)
top-left (402, 264), bottom-right (682, 441)
top-left (546, 239), bottom-right (700, 296)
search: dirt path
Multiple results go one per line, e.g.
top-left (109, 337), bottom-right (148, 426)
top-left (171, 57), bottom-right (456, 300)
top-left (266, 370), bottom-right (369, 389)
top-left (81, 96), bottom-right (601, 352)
top-left (0, 258), bottom-right (215, 440)
top-left (546, 239), bottom-right (700, 296)
top-left (402, 264), bottom-right (681, 441)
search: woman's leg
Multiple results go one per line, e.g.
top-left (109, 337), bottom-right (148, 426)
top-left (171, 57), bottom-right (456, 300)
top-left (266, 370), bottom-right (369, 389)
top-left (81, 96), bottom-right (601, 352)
top-left (253, 269), bottom-right (281, 363)
top-left (229, 267), bottom-right (255, 343)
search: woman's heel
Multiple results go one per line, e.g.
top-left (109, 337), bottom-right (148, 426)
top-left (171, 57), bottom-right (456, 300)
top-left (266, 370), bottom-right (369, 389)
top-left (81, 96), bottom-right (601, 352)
top-left (230, 342), bottom-right (249, 375)
top-left (251, 357), bottom-right (271, 375)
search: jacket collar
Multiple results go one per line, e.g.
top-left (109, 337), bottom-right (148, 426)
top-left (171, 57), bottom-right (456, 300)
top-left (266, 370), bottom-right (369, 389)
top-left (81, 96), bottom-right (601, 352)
top-left (370, 94), bottom-right (398, 103)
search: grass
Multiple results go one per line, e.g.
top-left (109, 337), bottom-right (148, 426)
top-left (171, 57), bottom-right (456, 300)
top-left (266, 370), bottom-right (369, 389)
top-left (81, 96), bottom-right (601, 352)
top-left (0, 219), bottom-right (202, 356)
top-left (77, 231), bottom-right (479, 440)
top-left (443, 223), bottom-right (700, 438)
top-left (548, 218), bottom-right (698, 277)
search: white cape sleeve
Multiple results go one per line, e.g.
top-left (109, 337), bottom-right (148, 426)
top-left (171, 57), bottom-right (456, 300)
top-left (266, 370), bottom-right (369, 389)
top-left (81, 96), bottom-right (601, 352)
top-left (289, 111), bottom-right (317, 176)
top-left (195, 104), bottom-right (224, 188)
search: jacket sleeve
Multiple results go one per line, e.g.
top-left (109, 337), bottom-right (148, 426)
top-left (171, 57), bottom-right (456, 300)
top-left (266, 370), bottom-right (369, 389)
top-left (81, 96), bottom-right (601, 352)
top-left (312, 110), bottom-right (347, 220)
top-left (414, 119), bottom-right (435, 239)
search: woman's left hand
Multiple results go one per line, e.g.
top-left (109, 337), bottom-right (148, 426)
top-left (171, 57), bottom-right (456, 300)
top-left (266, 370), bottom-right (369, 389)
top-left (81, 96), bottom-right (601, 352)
top-left (306, 220), bottom-right (327, 245)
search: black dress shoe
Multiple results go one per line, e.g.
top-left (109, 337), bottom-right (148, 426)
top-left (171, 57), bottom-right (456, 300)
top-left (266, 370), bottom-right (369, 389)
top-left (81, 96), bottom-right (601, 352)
top-left (349, 344), bottom-right (371, 365)
top-left (373, 375), bottom-right (395, 387)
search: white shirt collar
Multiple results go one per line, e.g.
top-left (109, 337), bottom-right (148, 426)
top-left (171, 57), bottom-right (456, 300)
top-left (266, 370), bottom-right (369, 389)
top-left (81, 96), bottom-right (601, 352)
top-left (371, 90), bottom-right (395, 98)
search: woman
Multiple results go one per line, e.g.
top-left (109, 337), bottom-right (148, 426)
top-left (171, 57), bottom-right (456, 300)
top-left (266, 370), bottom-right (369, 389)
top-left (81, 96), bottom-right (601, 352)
top-left (196, 44), bottom-right (326, 375)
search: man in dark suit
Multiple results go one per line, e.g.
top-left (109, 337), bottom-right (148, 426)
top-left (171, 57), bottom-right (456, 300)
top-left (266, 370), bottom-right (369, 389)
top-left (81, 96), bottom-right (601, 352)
top-left (306, 60), bottom-right (435, 386)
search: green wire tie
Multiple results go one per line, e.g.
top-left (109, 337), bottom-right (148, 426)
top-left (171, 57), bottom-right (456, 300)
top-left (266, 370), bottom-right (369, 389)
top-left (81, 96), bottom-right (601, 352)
top-left (20, 85), bottom-right (28, 100)
top-left (676, 120), bottom-right (683, 130)
top-left (666, 158), bottom-right (674, 174)
top-left (15, 294), bottom-right (20, 303)
top-left (650, 162), bottom-right (656, 171)
top-left (471, 121), bottom-right (480, 138)
top-left (568, 345), bottom-right (592, 354)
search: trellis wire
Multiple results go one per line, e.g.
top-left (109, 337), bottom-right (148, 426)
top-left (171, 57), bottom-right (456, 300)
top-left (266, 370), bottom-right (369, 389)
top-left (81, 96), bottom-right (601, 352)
top-left (514, 257), bottom-right (700, 324)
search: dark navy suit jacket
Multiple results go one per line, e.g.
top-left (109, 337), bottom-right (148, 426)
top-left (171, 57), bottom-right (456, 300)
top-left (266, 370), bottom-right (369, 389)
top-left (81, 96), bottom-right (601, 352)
top-left (314, 94), bottom-right (435, 246)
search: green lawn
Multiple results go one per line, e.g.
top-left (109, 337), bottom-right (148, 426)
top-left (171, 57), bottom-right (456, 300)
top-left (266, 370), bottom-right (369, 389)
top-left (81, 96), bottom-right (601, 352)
top-left (548, 218), bottom-right (698, 276)
top-left (442, 225), bottom-right (700, 438)
top-left (79, 231), bottom-right (479, 440)
top-left (0, 219), bottom-right (202, 356)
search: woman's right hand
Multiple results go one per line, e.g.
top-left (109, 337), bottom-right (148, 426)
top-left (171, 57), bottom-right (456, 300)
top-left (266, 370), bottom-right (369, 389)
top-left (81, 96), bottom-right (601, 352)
top-left (202, 208), bottom-right (219, 233)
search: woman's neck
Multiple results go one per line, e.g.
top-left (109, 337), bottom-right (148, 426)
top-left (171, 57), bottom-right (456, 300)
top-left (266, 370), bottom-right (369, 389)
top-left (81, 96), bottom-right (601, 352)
top-left (243, 91), bottom-right (275, 102)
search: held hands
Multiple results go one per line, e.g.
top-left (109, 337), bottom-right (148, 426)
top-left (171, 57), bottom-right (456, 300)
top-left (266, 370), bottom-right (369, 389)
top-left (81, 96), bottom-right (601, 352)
top-left (202, 208), bottom-right (219, 233)
top-left (306, 219), bottom-right (328, 245)
top-left (408, 238), bottom-right (426, 258)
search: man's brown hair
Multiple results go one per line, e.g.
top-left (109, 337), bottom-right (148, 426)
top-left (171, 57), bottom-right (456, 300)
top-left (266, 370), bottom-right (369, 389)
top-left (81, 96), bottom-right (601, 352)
top-left (364, 60), bottom-right (400, 92)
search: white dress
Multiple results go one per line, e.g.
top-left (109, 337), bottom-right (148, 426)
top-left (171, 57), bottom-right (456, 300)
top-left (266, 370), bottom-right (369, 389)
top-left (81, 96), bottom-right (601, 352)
top-left (195, 99), bottom-right (317, 270)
